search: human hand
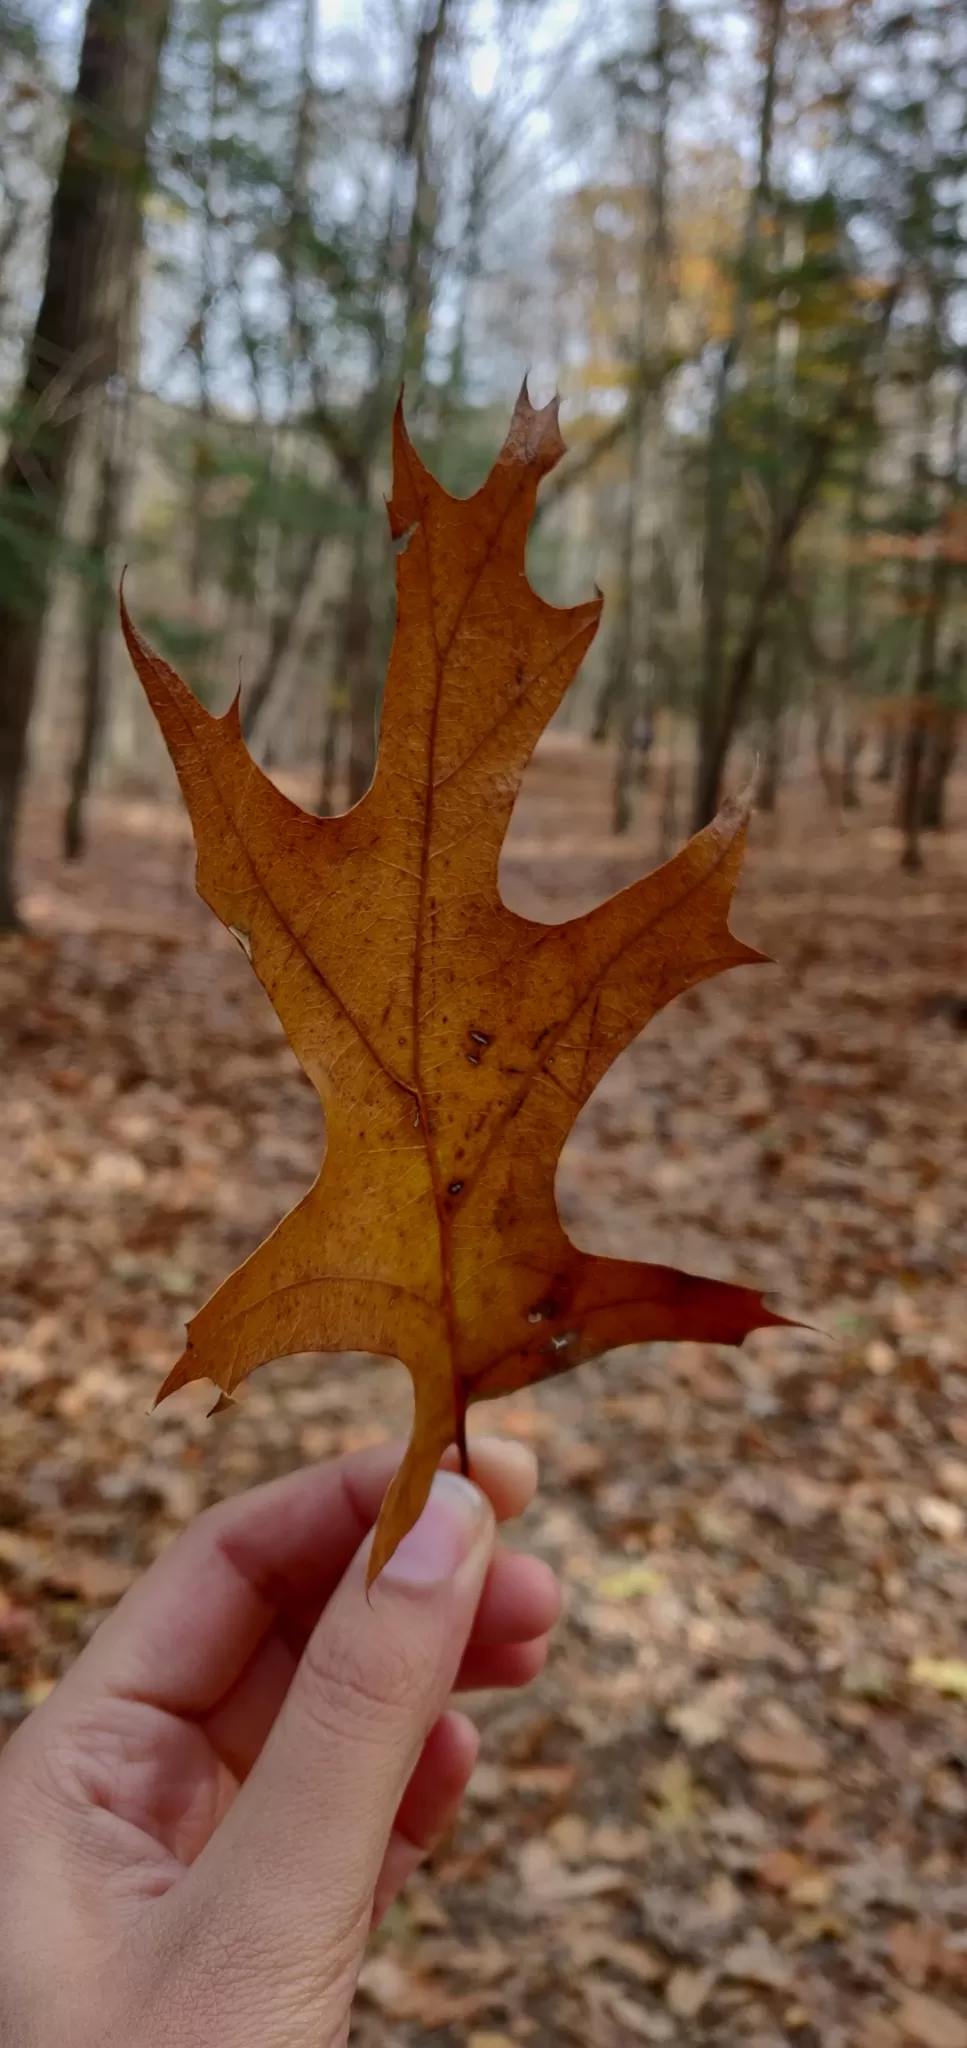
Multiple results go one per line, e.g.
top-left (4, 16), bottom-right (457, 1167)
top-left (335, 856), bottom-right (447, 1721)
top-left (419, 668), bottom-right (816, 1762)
top-left (0, 1437), bottom-right (558, 2048)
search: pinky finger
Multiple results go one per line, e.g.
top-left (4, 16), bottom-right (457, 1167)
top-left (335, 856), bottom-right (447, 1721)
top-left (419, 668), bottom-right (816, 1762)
top-left (371, 1710), bottom-right (479, 1926)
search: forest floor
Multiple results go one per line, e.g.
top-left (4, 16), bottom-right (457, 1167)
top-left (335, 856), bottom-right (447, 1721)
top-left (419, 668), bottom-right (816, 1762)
top-left (2, 742), bottom-right (967, 2048)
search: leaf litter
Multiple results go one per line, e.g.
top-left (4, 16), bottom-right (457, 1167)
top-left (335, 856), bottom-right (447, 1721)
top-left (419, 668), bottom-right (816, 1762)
top-left (2, 463), bottom-right (967, 2046)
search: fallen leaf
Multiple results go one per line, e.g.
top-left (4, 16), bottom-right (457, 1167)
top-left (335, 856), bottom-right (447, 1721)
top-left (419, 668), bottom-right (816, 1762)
top-left (122, 390), bottom-right (783, 1575)
top-left (890, 1923), bottom-right (937, 1991)
top-left (357, 1954), bottom-right (494, 2026)
top-left (665, 1966), bottom-right (716, 2019)
top-left (737, 1724), bottom-right (828, 1775)
top-left (723, 1937), bottom-right (794, 1990)
top-left (668, 1675), bottom-right (744, 1748)
top-left (597, 1561), bottom-right (665, 1601)
top-left (570, 1933), bottom-right (665, 1985)
top-left (917, 1498), bottom-right (965, 1542)
top-left (896, 1990), bottom-right (967, 2048)
top-left (507, 1764), bottom-right (577, 1800)
top-left (49, 1552), bottom-right (138, 1604)
top-left (650, 1756), bottom-right (703, 1831)
top-left (855, 2019), bottom-right (902, 2048)
top-left (547, 1813), bottom-right (588, 1861)
top-left (758, 1848), bottom-right (812, 1893)
top-left (466, 1762), bottom-right (505, 1806)
top-left (517, 1836), bottom-right (630, 1904)
top-left (909, 1659), bottom-right (967, 1699)
top-left (593, 1986), bottom-right (675, 2042)
top-left (587, 1822), bottom-right (650, 1862)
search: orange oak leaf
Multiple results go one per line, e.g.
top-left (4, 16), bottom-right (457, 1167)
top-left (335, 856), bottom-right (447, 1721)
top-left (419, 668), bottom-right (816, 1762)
top-left (121, 387), bottom-right (785, 1580)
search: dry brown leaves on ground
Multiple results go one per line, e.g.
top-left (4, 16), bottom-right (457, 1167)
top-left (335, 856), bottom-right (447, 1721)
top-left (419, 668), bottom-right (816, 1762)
top-left (1, 732), bottom-right (967, 2044)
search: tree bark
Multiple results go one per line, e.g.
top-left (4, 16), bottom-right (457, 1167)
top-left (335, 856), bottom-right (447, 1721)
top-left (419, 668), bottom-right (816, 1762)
top-left (758, 633), bottom-right (782, 813)
top-left (344, 518), bottom-right (379, 807)
top-left (873, 716), bottom-right (898, 784)
top-left (0, 0), bottom-right (170, 926)
top-left (919, 705), bottom-right (958, 831)
top-left (63, 0), bottom-right (167, 859)
top-left (692, 0), bottom-right (784, 837)
top-left (611, 0), bottom-right (672, 836)
top-left (312, 0), bottom-right (451, 809)
top-left (899, 371), bottom-right (962, 871)
top-left (690, 277), bottom-right (899, 831)
top-left (63, 377), bottom-right (133, 858)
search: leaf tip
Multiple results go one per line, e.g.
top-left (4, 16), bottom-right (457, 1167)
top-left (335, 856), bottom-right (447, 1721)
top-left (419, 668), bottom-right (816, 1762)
top-left (222, 685), bottom-right (243, 736)
top-left (725, 932), bottom-right (774, 971)
top-left (504, 377), bottom-right (566, 479)
top-left (388, 391), bottom-right (428, 535)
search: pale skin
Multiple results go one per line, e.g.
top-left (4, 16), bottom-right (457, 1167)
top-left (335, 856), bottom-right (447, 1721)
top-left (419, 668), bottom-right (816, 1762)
top-left (0, 1436), bottom-right (559, 2048)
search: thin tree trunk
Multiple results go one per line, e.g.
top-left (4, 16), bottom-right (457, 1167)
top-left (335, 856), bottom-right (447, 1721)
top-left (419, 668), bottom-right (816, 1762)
top-left (920, 706), bottom-right (958, 831)
top-left (344, 517), bottom-right (379, 806)
top-left (899, 560), bottom-right (943, 871)
top-left (692, 0), bottom-right (784, 837)
top-left (838, 438), bottom-right (869, 813)
top-left (314, 0), bottom-right (451, 809)
top-left (815, 692), bottom-right (839, 806)
top-left (657, 724), bottom-right (677, 860)
top-left (319, 685), bottom-right (345, 816)
top-left (841, 717), bottom-right (863, 808)
top-left (0, 0), bottom-right (169, 928)
top-left (612, 0), bottom-right (671, 836)
top-left (63, 0), bottom-right (166, 860)
top-left (758, 632), bottom-right (783, 812)
top-left (873, 717), bottom-right (898, 784)
top-left (63, 378), bottom-right (133, 857)
top-left (691, 282), bottom-right (898, 830)
top-left (244, 545), bottom-right (332, 758)
top-left (899, 372), bottom-right (962, 872)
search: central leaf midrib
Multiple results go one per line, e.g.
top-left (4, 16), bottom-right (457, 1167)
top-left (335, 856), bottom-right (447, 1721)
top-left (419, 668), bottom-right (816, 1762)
top-left (404, 435), bottom-right (535, 1400)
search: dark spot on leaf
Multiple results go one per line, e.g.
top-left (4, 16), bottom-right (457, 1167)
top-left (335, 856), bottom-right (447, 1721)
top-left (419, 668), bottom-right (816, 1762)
top-left (448, 1180), bottom-right (464, 1196)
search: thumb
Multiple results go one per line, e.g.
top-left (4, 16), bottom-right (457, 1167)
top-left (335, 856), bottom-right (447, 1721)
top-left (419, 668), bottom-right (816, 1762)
top-left (172, 1470), bottom-right (494, 2045)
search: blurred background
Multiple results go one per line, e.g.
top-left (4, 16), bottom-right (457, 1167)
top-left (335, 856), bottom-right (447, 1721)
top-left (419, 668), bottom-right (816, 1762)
top-left (1, 0), bottom-right (966, 873)
top-left (2, 4), bottom-right (967, 2045)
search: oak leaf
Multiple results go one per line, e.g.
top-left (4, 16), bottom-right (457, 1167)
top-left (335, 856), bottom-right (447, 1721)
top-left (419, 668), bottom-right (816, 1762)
top-left (122, 388), bottom-right (784, 1579)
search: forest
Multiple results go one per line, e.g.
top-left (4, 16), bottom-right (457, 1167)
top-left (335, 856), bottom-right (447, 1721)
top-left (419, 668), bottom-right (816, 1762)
top-left (0, 0), bottom-right (965, 894)
top-left (1, 2), bottom-right (967, 2045)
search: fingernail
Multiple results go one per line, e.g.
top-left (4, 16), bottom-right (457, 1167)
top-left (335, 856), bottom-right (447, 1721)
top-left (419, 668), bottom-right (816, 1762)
top-left (381, 1471), bottom-right (487, 1589)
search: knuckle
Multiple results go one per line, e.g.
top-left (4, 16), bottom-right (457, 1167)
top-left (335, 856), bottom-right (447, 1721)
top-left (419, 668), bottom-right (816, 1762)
top-left (298, 1611), bottom-right (425, 1737)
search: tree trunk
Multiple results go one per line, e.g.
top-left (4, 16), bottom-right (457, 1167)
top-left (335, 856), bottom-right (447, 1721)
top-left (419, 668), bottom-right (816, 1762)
top-left (841, 716), bottom-right (863, 808)
top-left (815, 693), bottom-right (839, 806)
top-left (920, 706), bottom-right (958, 831)
top-left (63, 379), bottom-right (133, 858)
top-left (758, 633), bottom-right (783, 813)
top-left (343, 523), bottom-right (379, 807)
top-left (611, 0), bottom-right (672, 837)
top-left (692, 0), bottom-right (784, 837)
top-left (873, 717), bottom-right (898, 784)
top-left (899, 368), bottom-right (961, 872)
top-left (319, 687), bottom-right (345, 816)
top-left (690, 300), bottom-right (895, 831)
top-left (0, 0), bottom-right (169, 927)
top-left (64, 0), bottom-right (165, 861)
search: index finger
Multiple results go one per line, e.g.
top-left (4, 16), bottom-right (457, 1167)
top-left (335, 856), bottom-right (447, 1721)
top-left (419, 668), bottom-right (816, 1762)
top-left (42, 1435), bottom-right (538, 1720)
